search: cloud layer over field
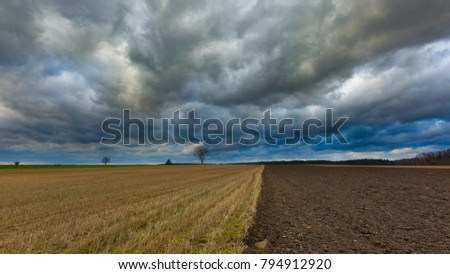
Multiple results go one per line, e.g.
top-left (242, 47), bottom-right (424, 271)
top-left (1, 0), bottom-right (450, 163)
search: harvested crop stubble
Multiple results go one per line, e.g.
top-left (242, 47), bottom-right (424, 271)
top-left (0, 165), bottom-right (263, 253)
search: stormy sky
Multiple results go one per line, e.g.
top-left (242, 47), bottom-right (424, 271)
top-left (1, 0), bottom-right (450, 164)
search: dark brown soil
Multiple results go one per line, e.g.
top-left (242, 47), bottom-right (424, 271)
top-left (244, 165), bottom-right (450, 253)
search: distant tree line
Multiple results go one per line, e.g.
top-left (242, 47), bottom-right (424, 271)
top-left (394, 148), bottom-right (450, 165)
top-left (240, 148), bottom-right (450, 166)
top-left (309, 159), bottom-right (394, 165)
top-left (244, 159), bottom-right (393, 166)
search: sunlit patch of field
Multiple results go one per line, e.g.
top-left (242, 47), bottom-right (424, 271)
top-left (0, 165), bottom-right (263, 253)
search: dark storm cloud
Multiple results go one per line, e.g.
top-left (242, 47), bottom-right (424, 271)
top-left (1, 0), bottom-right (450, 163)
top-left (118, 0), bottom-right (450, 110)
top-left (0, 1), bottom-right (40, 66)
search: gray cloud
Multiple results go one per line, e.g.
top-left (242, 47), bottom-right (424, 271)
top-left (1, 0), bottom-right (450, 162)
top-left (125, 0), bottom-right (450, 113)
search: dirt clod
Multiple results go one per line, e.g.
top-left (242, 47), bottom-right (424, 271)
top-left (255, 239), bottom-right (269, 249)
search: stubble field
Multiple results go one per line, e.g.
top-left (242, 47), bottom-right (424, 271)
top-left (0, 165), bottom-right (263, 253)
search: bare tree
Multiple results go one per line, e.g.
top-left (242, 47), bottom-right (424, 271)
top-left (193, 146), bottom-right (208, 165)
top-left (102, 156), bottom-right (111, 166)
top-left (14, 161), bottom-right (20, 166)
